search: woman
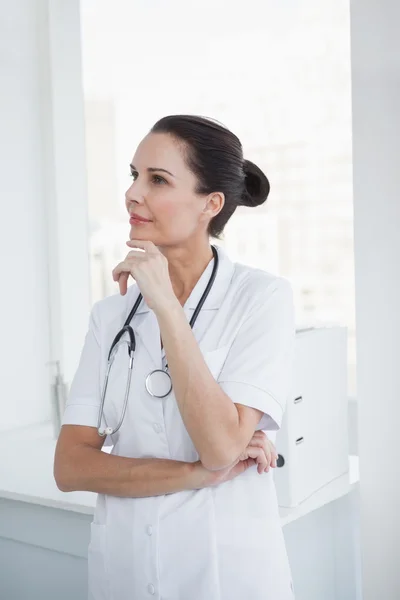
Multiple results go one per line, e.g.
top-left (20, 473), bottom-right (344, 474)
top-left (54, 115), bottom-right (296, 600)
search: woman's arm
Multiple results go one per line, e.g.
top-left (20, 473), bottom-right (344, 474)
top-left (54, 426), bottom-right (275, 497)
top-left (155, 301), bottom-right (260, 471)
top-left (54, 425), bottom-right (208, 498)
top-left (155, 280), bottom-right (295, 472)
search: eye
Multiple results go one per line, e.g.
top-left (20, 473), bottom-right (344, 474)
top-left (129, 170), bottom-right (138, 181)
top-left (151, 174), bottom-right (167, 185)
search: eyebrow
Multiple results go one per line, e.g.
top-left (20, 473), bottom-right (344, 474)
top-left (130, 164), bottom-right (175, 178)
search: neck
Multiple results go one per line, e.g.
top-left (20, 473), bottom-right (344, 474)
top-left (160, 240), bottom-right (214, 306)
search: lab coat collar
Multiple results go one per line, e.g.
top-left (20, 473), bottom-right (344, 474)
top-left (131, 244), bottom-right (235, 314)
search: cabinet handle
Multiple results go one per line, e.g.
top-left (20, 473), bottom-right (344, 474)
top-left (294, 396), bottom-right (303, 404)
top-left (276, 454), bottom-right (285, 468)
top-left (295, 437), bottom-right (304, 445)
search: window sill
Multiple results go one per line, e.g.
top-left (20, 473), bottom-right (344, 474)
top-left (280, 456), bottom-right (359, 526)
top-left (0, 422), bottom-right (95, 515)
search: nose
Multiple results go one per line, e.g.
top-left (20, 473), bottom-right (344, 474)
top-left (125, 179), bottom-right (145, 209)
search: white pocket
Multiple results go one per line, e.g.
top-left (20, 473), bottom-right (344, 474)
top-left (203, 345), bottom-right (230, 379)
top-left (87, 523), bottom-right (110, 600)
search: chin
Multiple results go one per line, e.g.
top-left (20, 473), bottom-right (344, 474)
top-left (128, 227), bottom-right (160, 244)
top-left (129, 226), bottom-right (150, 238)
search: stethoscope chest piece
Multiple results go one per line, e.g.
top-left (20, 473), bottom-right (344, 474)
top-left (145, 369), bottom-right (172, 398)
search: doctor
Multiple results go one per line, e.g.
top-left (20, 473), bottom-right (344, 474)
top-left (54, 114), bottom-right (296, 600)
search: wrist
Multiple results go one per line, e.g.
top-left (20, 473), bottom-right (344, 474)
top-left (153, 294), bottom-right (181, 319)
top-left (154, 296), bottom-right (183, 326)
top-left (186, 461), bottom-right (214, 490)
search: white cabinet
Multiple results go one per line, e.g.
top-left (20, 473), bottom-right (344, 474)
top-left (275, 327), bottom-right (349, 508)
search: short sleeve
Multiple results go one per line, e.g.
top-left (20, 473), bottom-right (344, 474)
top-left (218, 277), bottom-right (295, 431)
top-left (62, 301), bottom-right (110, 438)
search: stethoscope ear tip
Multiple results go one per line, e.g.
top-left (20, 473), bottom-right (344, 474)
top-left (98, 426), bottom-right (113, 437)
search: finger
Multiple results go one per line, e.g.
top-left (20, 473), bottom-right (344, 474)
top-left (247, 437), bottom-right (273, 472)
top-left (264, 444), bottom-right (275, 470)
top-left (126, 249), bottom-right (147, 259)
top-left (126, 239), bottom-right (157, 253)
top-left (112, 261), bottom-right (131, 281)
top-left (260, 439), bottom-right (272, 473)
top-left (112, 260), bottom-right (138, 285)
top-left (244, 440), bottom-right (270, 473)
top-left (270, 444), bottom-right (278, 469)
top-left (111, 262), bottom-right (130, 295)
top-left (246, 447), bottom-right (267, 474)
top-left (112, 262), bottom-right (122, 281)
top-left (119, 272), bottom-right (129, 296)
top-left (255, 447), bottom-right (268, 474)
top-left (249, 431), bottom-right (265, 443)
top-left (270, 441), bottom-right (278, 467)
top-left (250, 439), bottom-right (269, 470)
top-left (248, 429), bottom-right (266, 446)
top-left (248, 437), bottom-right (265, 449)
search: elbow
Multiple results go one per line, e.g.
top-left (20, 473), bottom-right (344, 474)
top-left (53, 459), bottom-right (76, 493)
top-left (200, 447), bottom-right (238, 472)
top-left (54, 469), bottom-right (73, 493)
top-left (199, 427), bottom-right (243, 472)
top-left (55, 479), bottom-right (73, 493)
top-left (54, 472), bottom-right (73, 493)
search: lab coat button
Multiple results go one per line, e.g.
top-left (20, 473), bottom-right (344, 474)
top-left (147, 583), bottom-right (155, 595)
top-left (153, 423), bottom-right (162, 433)
top-left (146, 525), bottom-right (153, 536)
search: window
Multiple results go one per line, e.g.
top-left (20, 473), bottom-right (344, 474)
top-left (80, 0), bottom-right (356, 395)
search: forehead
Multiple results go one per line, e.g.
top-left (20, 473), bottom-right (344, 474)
top-left (132, 132), bottom-right (187, 173)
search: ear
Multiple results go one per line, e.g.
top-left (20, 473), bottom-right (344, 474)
top-left (201, 192), bottom-right (225, 221)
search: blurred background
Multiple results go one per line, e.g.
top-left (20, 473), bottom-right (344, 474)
top-left (81, 0), bottom-right (356, 395)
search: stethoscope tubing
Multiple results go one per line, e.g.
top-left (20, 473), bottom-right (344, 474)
top-left (97, 245), bottom-right (219, 437)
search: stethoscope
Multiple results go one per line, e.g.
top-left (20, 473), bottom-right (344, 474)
top-left (97, 245), bottom-right (219, 437)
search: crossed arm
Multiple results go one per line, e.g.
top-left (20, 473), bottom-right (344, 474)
top-left (55, 282), bottom-right (292, 498)
top-left (54, 425), bottom-right (275, 497)
top-left (53, 304), bottom-right (271, 497)
top-left (155, 298), bottom-right (264, 471)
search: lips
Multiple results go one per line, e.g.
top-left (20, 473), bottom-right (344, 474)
top-left (129, 213), bottom-right (152, 223)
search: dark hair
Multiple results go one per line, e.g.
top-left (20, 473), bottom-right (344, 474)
top-left (151, 115), bottom-right (270, 239)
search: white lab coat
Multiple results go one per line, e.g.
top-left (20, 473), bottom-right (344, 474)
top-left (62, 245), bottom-right (296, 600)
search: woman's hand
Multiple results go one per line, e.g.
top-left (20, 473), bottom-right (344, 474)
top-left (195, 431), bottom-right (278, 488)
top-left (237, 430), bottom-right (278, 474)
top-left (112, 240), bottom-right (176, 310)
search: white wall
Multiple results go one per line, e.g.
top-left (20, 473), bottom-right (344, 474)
top-left (0, 0), bottom-right (90, 432)
top-left (350, 0), bottom-right (400, 597)
top-left (0, 0), bottom-right (51, 429)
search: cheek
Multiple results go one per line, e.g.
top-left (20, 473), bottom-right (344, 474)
top-left (154, 193), bottom-right (198, 226)
top-left (158, 199), bottom-right (179, 218)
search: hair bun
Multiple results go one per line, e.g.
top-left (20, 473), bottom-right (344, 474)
top-left (240, 159), bottom-right (270, 207)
